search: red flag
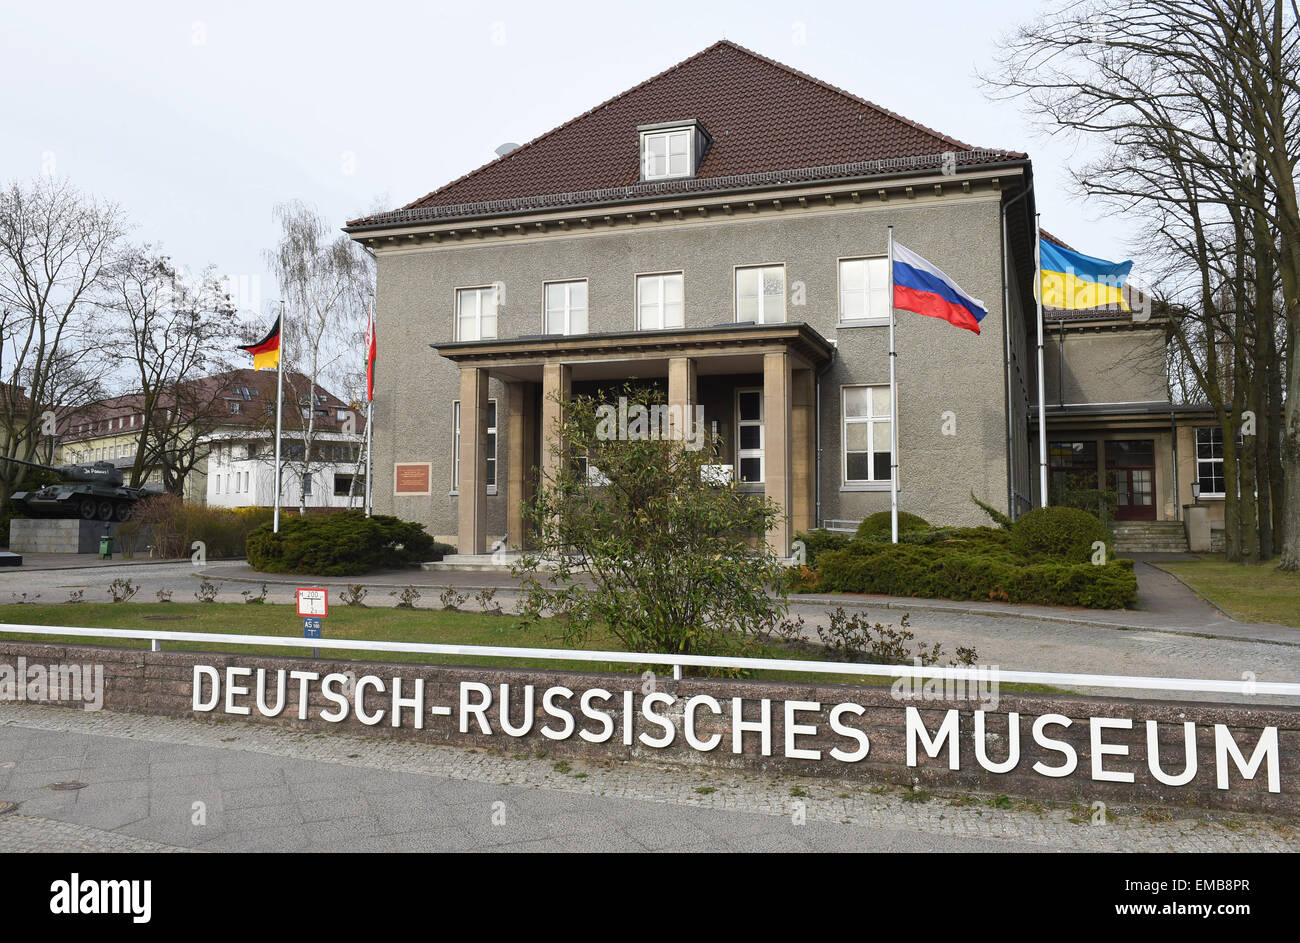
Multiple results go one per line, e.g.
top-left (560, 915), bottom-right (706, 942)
top-left (365, 311), bottom-right (376, 402)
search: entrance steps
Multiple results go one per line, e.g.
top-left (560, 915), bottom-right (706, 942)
top-left (423, 553), bottom-right (522, 572)
top-left (1112, 521), bottom-right (1189, 554)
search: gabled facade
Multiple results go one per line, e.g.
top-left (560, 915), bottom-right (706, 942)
top-left (348, 40), bottom-right (1044, 553)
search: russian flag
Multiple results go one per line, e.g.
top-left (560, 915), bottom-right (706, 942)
top-left (892, 242), bottom-right (987, 335)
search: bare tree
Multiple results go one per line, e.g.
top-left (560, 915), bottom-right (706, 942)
top-left (103, 246), bottom-right (239, 491)
top-left (0, 177), bottom-right (125, 508)
top-left (265, 201), bottom-right (373, 512)
top-left (986, 0), bottom-right (1299, 567)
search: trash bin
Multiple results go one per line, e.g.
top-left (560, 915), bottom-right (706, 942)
top-left (98, 536), bottom-right (114, 559)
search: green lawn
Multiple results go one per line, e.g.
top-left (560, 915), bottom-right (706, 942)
top-left (0, 601), bottom-right (1049, 691)
top-left (1158, 557), bottom-right (1300, 627)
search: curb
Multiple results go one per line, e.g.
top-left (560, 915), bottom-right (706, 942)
top-left (4, 557), bottom-right (192, 572)
top-left (191, 572), bottom-right (518, 592)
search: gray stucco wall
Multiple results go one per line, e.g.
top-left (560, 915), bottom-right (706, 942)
top-left (371, 193), bottom-right (1014, 539)
top-left (1044, 327), bottom-right (1169, 407)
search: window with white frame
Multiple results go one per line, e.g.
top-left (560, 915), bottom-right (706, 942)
top-left (839, 257), bottom-right (890, 322)
top-left (545, 280), bottom-right (588, 335)
top-left (736, 265), bottom-right (785, 324)
top-left (636, 273), bottom-right (683, 330)
top-left (456, 286), bottom-right (498, 341)
top-left (736, 389), bottom-right (764, 484)
top-left (640, 128), bottom-right (693, 180)
top-left (452, 399), bottom-right (498, 492)
top-left (1195, 427), bottom-right (1225, 496)
top-left (843, 385), bottom-right (893, 484)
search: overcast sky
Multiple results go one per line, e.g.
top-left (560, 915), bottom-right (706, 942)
top-left (1, 0), bottom-right (1136, 320)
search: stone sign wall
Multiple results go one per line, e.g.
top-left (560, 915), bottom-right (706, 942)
top-left (0, 640), bottom-right (1294, 814)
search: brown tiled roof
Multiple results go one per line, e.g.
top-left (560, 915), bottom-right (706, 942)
top-left (57, 368), bottom-right (362, 441)
top-left (349, 40), bottom-right (1024, 229)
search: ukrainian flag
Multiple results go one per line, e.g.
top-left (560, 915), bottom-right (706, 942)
top-left (1039, 239), bottom-right (1133, 312)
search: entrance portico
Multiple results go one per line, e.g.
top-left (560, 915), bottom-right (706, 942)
top-left (435, 323), bottom-right (834, 556)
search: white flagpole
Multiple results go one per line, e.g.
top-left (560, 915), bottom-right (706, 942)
top-left (364, 398), bottom-right (373, 518)
top-left (1035, 213), bottom-right (1048, 508)
top-left (273, 306), bottom-right (285, 533)
top-left (887, 225), bottom-right (899, 544)
top-left (364, 308), bottom-right (375, 518)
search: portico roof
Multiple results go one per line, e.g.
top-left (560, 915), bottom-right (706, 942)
top-left (433, 322), bottom-right (835, 380)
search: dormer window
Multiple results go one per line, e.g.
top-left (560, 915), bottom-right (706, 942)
top-left (638, 120), bottom-right (709, 181)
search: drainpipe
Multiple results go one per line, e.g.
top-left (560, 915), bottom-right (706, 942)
top-left (1000, 182), bottom-right (1033, 519)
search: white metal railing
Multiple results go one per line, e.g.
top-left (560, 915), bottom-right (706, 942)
top-left (819, 519), bottom-right (862, 534)
top-left (1, 622), bottom-right (1298, 697)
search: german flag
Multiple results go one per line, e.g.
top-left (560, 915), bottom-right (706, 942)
top-left (239, 316), bottom-right (281, 370)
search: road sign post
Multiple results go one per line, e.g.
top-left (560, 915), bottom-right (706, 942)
top-left (297, 588), bottom-right (328, 658)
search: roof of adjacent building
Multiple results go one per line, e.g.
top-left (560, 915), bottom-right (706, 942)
top-left (57, 368), bottom-right (363, 442)
top-left (348, 40), bottom-right (1025, 230)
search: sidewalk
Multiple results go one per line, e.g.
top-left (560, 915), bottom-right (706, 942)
top-left (2, 552), bottom-right (188, 571)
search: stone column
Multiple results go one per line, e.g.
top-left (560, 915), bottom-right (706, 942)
top-left (506, 381), bottom-right (527, 550)
top-left (457, 367), bottom-right (489, 555)
top-left (540, 362), bottom-right (571, 492)
top-left (791, 367), bottom-right (816, 535)
top-left (667, 356), bottom-right (697, 443)
top-left (763, 351), bottom-right (792, 556)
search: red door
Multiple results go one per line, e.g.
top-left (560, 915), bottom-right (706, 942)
top-left (1107, 440), bottom-right (1156, 521)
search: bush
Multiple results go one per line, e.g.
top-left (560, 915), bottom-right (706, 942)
top-left (1011, 506), bottom-right (1110, 564)
top-left (793, 528), bottom-right (850, 566)
top-left (855, 511), bottom-right (930, 541)
top-left (131, 494), bottom-right (273, 559)
top-left (245, 513), bottom-right (441, 576)
top-left (810, 541), bottom-right (1137, 609)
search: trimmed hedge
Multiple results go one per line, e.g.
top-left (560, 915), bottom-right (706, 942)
top-left (1011, 506), bottom-right (1111, 564)
top-left (809, 541), bottom-right (1138, 609)
top-left (245, 512), bottom-right (448, 576)
top-left (856, 511), bottom-right (930, 541)
top-left (793, 528), bottom-right (851, 566)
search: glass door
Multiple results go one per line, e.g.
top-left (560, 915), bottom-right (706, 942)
top-left (1106, 440), bottom-right (1156, 521)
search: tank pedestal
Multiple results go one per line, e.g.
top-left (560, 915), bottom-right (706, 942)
top-left (9, 519), bottom-right (122, 554)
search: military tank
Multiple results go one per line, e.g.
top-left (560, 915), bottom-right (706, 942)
top-left (2, 456), bottom-right (150, 522)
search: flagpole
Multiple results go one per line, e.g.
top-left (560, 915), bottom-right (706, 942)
top-left (1034, 213), bottom-right (1048, 508)
top-left (273, 303), bottom-right (285, 533)
top-left (887, 225), bottom-right (899, 544)
top-left (364, 309), bottom-right (374, 518)
top-left (364, 399), bottom-right (373, 518)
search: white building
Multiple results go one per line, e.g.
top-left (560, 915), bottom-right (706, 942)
top-left (203, 429), bottom-right (368, 510)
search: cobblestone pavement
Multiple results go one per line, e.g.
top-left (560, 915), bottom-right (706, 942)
top-left (0, 704), bottom-right (1294, 852)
